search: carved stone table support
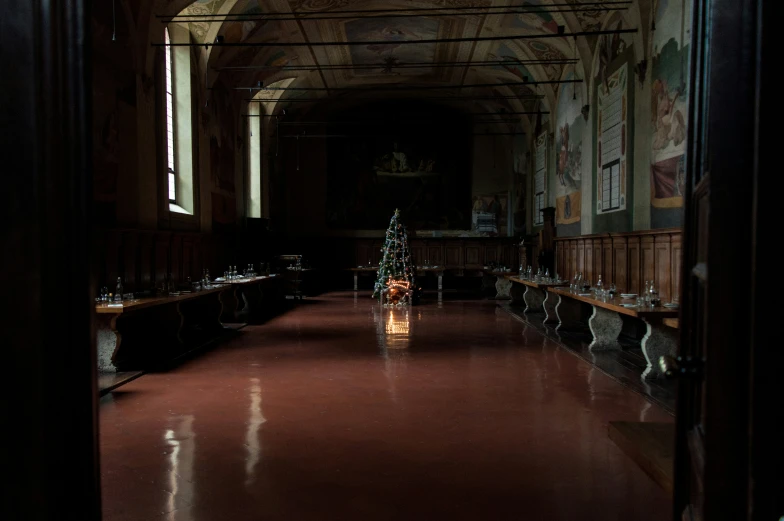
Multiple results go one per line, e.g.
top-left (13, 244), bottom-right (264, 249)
top-left (510, 283), bottom-right (526, 305)
top-left (220, 285), bottom-right (242, 323)
top-left (588, 306), bottom-right (623, 351)
top-left (543, 291), bottom-right (559, 324)
top-left (96, 314), bottom-right (120, 373)
top-left (523, 286), bottom-right (546, 314)
top-left (640, 319), bottom-right (679, 380)
top-left (494, 277), bottom-right (513, 299)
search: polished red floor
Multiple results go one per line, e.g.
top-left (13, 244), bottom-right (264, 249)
top-left (100, 292), bottom-right (672, 521)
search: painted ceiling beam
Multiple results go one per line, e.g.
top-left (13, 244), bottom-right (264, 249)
top-left (153, 29), bottom-right (637, 48)
top-left (158, 1), bottom-right (631, 20)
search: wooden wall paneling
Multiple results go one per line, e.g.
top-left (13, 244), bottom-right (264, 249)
top-left (628, 236), bottom-right (641, 294)
top-left (671, 233), bottom-right (682, 302)
top-left (507, 244), bottom-right (519, 268)
top-left (428, 244), bottom-right (443, 266)
top-left (105, 230), bottom-right (122, 291)
top-left (137, 232), bottom-right (154, 291)
top-left (593, 239), bottom-right (602, 286)
top-left (465, 244), bottom-right (481, 268)
top-left (373, 241), bottom-right (384, 266)
top-left (444, 242), bottom-right (462, 268)
top-left (641, 235), bottom-right (655, 291)
top-left (585, 239), bottom-right (594, 284)
top-left (182, 236), bottom-right (194, 284)
top-left (192, 236), bottom-right (203, 282)
top-left (170, 235), bottom-right (183, 284)
top-left (556, 243), bottom-right (565, 278)
top-left (409, 240), bottom-right (425, 266)
top-left (569, 241), bottom-right (577, 280)
top-left (356, 241), bottom-right (371, 267)
top-left (122, 232), bottom-right (139, 292)
top-left (602, 237), bottom-right (613, 288)
top-left (154, 233), bottom-right (171, 285)
top-left (577, 239), bottom-right (586, 277)
top-left (612, 236), bottom-right (628, 292)
top-left (654, 234), bottom-right (673, 302)
top-left (484, 244), bottom-right (499, 265)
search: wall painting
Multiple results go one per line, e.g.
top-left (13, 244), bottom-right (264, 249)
top-left (650, 0), bottom-right (691, 209)
top-left (555, 74), bottom-right (584, 225)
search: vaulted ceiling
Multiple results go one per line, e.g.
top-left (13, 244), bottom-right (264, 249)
top-left (169, 0), bottom-right (642, 129)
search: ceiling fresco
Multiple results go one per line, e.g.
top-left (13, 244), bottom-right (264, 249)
top-left (172, 0), bottom-right (638, 123)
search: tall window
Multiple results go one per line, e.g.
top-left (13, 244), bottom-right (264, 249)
top-left (534, 132), bottom-right (547, 226)
top-left (165, 27), bottom-right (176, 203)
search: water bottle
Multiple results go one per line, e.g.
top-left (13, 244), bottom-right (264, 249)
top-left (114, 277), bottom-right (123, 302)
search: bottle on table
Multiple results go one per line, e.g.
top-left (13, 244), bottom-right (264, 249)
top-left (596, 274), bottom-right (604, 296)
top-left (649, 279), bottom-right (660, 307)
top-left (114, 277), bottom-right (123, 302)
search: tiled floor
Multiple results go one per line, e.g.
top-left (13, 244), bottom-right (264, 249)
top-left (100, 292), bottom-right (672, 521)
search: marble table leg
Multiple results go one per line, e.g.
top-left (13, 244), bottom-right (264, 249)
top-left (523, 286), bottom-right (546, 314)
top-left (640, 319), bottom-right (679, 380)
top-left (494, 276), bottom-right (512, 299)
top-left (555, 294), bottom-right (584, 331)
top-left (543, 290), bottom-right (559, 324)
top-left (588, 306), bottom-right (623, 351)
top-left (96, 314), bottom-right (120, 373)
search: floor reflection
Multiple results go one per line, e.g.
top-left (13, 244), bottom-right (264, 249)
top-left (163, 415), bottom-right (194, 520)
top-left (374, 306), bottom-right (412, 402)
top-left (245, 377), bottom-right (266, 487)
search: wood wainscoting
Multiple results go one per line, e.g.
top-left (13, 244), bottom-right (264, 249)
top-left (93, 228), bottom-right (236, 295)
top-left (354, 237), bottom-right (520, 273)
top-left (554, 228), bottom-right (682, 302)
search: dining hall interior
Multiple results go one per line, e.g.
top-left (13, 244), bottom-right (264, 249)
top-left (1, 0), bottom-right (781, 520)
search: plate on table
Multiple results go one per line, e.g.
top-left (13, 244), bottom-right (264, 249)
top-left (664, 303), bottom-right (679, 308)
top-left (621, 303), bottom-right (637, 308)
top-left (214, 277), bottom-right (226, 282)
top-left (620, 293), bottom-right (637, 299)
top-left (578, 293), bottom-right (592, 297)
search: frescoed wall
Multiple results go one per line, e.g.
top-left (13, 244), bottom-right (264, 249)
top-left (650, 0), bottom-right (691, 228)
top-left (554, 74), bottom-right (585, 233)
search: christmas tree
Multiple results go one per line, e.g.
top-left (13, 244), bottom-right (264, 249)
top-left (373, 209), bottom-right (416, 305)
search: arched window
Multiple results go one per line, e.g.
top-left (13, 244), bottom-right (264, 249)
top-left (164, 24), bottom-right (194, 216)
top-left (247, 102), bottom-right (262, 218)
top-left (165, 27), bottom-right (176, 203)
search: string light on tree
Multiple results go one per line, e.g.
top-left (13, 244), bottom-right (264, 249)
top-left (373, 209), bottom-right (418, 306)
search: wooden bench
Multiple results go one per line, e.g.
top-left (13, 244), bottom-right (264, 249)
top-left (95, 285), bottom-right (228, 374)
top-left (608, 421), bottom-right (674, 493)
top-left (507, 277), bottom-right (570, 322)
top-left (549, 287), bottom-right (679, 379)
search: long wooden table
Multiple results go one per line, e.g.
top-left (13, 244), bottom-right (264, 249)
top-left (214, 274), bottom-right (283, 321)
top-left (549, 287), bottom-right (679, 379)
top-left (95, 285), bottom-right (227, 373)
top-left (348, 267), bottom-right (378, 291)
top-left (507, 277), bottom-right (569, 320)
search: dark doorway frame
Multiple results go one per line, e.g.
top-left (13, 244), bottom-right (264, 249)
top-left (1, 0), bottom-right (100, 519)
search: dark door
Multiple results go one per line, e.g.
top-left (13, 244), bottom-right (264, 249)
top-left (671, 0), bottom-right (781, 520)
